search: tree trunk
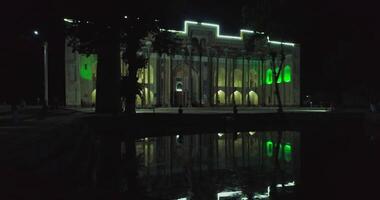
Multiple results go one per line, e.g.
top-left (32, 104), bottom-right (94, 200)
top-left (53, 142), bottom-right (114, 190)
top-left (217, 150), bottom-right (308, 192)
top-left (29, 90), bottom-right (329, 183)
top-left (95, 27), bottom-right (121, 114)
top-left (272, 52), bottom-right (285, 113)
top-left (125, 68), bottom-right (138, 114)
top-left (170, 54), bottom-right (174, 107)
top-left (199, 52), bottom-right (202, 106)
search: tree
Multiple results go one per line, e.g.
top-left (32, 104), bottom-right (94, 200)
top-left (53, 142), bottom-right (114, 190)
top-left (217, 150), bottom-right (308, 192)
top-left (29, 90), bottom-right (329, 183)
top-left (242, 0), bottom-right (296, 196)
top-left (66, 16), bottom-right (178, 114)
top-left (65, 17), bottom-right (122, 114)
top-left (152, 31), bottom-right (182, 107)
top-left (191, 38), bottom-right (206, 106)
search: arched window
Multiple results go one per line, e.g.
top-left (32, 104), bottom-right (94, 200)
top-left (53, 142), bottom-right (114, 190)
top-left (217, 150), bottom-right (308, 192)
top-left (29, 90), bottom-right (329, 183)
top-left (284, 65), bottom-right (292, 83)
top-left (266, 69), bottom-right (273, 84)
top-left (266, 140), bottom-right (273, 157)
top-left (214, 90), bottom-right (226, 105)
top-left (230, 90), bottom-right (242, 105)
top-left (284, 143), bottom-right (292, 162)
top-left (246, 91), bottom-right (259, 106)
top-left (275, 67), bottom-right (282, 83)
top-left (91, 89), bottom-right (96, 104)
top-left (80, 55), bottom-right (97, 80)
top-left (233, 69), bottom-right (242, 87)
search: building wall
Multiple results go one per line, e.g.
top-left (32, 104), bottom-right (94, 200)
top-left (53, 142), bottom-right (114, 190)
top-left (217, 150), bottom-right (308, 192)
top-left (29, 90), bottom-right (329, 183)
top-left (65, 21), bottom-right (300, 107)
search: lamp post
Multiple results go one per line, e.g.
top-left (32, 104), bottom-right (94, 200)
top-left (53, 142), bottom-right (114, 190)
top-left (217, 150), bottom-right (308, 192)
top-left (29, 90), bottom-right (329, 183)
top-left (33, 30), bottom-right (48, 106)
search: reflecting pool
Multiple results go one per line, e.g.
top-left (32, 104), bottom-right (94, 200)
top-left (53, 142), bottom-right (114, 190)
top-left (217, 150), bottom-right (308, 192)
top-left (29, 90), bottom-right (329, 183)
top-left (130, 131), bottom-right (300, 199)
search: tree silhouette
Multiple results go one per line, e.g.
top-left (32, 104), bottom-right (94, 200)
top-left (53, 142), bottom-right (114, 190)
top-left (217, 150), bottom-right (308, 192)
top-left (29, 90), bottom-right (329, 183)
top-left (66, 16), bottom-right (179, 114)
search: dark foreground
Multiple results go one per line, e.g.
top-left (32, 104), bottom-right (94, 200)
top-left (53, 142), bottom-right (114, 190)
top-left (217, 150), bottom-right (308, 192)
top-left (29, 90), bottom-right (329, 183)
top-left (0, 108), bottom-right (379, 199)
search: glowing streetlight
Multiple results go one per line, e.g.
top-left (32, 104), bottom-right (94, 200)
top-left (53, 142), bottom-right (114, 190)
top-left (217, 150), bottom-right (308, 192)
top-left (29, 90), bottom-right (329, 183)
top-left (33, 29), bottom-right (48, 106)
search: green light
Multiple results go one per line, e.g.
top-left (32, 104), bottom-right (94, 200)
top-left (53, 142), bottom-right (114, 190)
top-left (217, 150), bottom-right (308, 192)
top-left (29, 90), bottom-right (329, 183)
top-left (275, 67), bottom-right (282, 83)
top-left (284, 143), bottom-right (292, 162)
top-left (266, 140), bottom-right (273, 157)
top-left (266, 69), bottom-right (273, 84)
top-left (284, 65), bottom-right (291, 83)
top-left (80, 55), bottom-right (97, 80)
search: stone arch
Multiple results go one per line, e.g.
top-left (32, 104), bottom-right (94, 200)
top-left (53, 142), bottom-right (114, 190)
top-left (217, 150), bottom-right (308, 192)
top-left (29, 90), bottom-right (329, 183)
top-left (136, 94), bottom-right (142, 107)
top-left (230, 90), bottom-right (242, 105)
top-left (248, 68), bottom-right (258, 88)
top-left (214, 90), bottom-right (226, 105)
top-left (284, 65), bottom-right (292, 83)
top-left (91, 89), bottom-right (96, 105)
top-left (233, 68), bottom-right (243, 87)
top-left (266, 69), bottom-right (273, 84)
top-left (246, 90), bottom-right (258, 106)
top-left (143, 87), bottom-right (154, 105)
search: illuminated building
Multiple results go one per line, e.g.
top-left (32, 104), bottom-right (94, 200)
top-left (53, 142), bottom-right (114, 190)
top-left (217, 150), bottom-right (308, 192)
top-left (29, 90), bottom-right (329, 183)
top-left (65, 20), bottom-right (300, 107)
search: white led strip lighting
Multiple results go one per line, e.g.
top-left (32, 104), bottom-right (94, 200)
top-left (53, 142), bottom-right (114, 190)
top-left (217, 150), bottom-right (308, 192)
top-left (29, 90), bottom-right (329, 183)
top-left (163, 20), bottom-right (295, 46)
top-left (63, 18), bottom-right (296, 47)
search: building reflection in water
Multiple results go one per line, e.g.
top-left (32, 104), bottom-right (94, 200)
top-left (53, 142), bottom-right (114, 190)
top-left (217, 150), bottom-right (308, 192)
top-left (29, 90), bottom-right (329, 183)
top-left (134, 131), bottom-right (300, 199)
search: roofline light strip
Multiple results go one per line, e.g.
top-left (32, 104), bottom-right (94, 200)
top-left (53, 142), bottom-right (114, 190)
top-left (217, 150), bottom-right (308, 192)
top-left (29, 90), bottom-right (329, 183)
top-left (267, 36), bottom-right (295, 47)
top-left (179, 20), bottom-right (295, 46)
top-left (64, 18), bottom-right (74, 23)
top-left (64, 18), bottom-right (296, 46)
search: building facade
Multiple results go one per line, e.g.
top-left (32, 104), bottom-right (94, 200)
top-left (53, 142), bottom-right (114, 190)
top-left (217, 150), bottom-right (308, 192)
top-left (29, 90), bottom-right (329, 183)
top-left (65, 20), bottom-right (300, 107)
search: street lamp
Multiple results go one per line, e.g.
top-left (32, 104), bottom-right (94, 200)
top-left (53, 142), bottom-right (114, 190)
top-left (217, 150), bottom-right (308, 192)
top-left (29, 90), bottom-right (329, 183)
top-left (33, 30), bottom-right (48, 107)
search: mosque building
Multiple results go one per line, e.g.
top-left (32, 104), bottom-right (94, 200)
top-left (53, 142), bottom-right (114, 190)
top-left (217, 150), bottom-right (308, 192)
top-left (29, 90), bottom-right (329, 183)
top-left (65, 20), bottom-right (300, 107)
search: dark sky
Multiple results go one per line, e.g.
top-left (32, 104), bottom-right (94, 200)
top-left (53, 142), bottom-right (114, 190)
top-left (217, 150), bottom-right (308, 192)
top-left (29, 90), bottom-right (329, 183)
top-left (1, 0), bottom-right (379, 104)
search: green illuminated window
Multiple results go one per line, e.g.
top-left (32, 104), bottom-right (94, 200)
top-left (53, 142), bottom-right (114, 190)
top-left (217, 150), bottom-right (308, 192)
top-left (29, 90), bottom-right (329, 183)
top-left (275, 67), bottom-right (282, 83)
top-left (284, 65), bottom-right (292, 83)
top-left (80, 55), bottom-right (97, 80)
top-left (266, 69), bottom-right (273, 84)
top-left (266, 140), bottom-right (273, 157)
top-left (284, 143), bottom-right (292, 162)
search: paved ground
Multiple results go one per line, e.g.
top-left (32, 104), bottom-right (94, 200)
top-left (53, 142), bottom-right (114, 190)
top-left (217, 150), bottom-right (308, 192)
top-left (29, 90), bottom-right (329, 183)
top-left (67, 106), bottom-right (331, 114)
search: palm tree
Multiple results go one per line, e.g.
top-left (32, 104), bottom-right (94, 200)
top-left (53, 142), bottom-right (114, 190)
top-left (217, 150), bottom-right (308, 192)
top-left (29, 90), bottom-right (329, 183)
top-left (191, 38), bottom-right (206, 106)
top-left (152, 31), bottom-right (181, 107)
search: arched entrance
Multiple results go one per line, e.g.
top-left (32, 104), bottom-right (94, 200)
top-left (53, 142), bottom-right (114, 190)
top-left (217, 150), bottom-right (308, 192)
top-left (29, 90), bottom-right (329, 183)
top-left (230, 90), bottom-right (242, 105)
top-left (246, 90), bottom-right (258, 106)
top-left (214, 90), bottom-right (226, 105)
top-left (143, 87), bottom-right (154, 106)
top-left (91, 89), bottom-right (96, 105)
top-left (136, 95), bottom-right (142, 107)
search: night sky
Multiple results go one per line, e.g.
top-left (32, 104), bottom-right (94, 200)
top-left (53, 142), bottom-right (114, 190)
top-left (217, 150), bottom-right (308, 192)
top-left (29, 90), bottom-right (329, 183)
top-left (1, 0), bottom-right (379, 105)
